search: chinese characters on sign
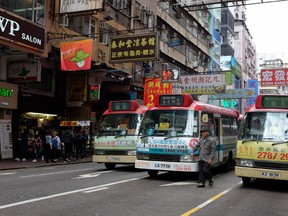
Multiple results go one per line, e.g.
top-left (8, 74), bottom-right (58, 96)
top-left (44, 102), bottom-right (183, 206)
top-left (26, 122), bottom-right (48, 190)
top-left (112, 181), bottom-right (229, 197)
top-left (261, 68), bottom-right (288, 86)
top-left (213, 88), bottom-right (255, 99)
top-left (144, 78), bottom-right (172, 107)
top-left (109, 33), bottom-right (158, 63)
top-left (172, 74), bottom-right (226, 95)
top-left (161, 68), bottom-right (180, 83)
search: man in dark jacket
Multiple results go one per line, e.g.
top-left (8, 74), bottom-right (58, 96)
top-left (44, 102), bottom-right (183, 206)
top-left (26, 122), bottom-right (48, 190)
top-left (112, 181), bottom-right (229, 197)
top-left (191, 126), bottom-right (216, 188)
top-left (62, 129), bottom-right (74, 162)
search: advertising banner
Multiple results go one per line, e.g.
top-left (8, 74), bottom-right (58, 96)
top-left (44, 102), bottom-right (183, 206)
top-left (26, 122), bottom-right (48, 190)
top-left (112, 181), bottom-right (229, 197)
top-left (173, 74), bottom-right (226, 95)
top-left (0, 120), bottom-right (13, 159)
top-left (261, 68), bottom-right (288, 86)
top-left (60, 39), bottom-right (93, 71)
top-left (247, 79), bottom-right (259, 106)
top-left (144, 78), bottom-right (172, 107)
top-left (60, 0), bottom-right (104, 14)
top-left (213, 88), bottom-right (255, 99)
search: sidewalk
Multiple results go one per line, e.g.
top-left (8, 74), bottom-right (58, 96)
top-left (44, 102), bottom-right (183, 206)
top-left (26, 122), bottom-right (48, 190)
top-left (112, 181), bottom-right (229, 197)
top-left (0, 154), bottom-right (93, 171)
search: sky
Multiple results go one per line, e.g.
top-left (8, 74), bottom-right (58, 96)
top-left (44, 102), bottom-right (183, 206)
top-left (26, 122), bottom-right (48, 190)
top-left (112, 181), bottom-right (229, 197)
top-left (245, 0), bottom-right (288, 62)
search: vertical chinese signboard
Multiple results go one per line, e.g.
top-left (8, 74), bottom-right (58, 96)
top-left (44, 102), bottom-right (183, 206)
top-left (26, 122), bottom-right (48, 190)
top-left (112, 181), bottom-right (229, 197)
top-left (144, 78), bottom-right (172, 107)
top-left (247, 79), bottom-right (259, 107)
top-left (109, 33), bottom-right (159, 63)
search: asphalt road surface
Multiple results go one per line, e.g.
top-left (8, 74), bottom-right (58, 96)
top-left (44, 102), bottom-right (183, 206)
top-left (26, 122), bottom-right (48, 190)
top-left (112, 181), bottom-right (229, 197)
top-left (0, 163), bottom-right (287, 216)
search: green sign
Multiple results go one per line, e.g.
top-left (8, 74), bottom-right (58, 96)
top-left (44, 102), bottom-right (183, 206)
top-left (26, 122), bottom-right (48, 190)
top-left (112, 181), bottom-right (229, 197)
top-left (0, 88), bottom-right (13, 97)
top-left (262, 95), bottom-right (288, 109)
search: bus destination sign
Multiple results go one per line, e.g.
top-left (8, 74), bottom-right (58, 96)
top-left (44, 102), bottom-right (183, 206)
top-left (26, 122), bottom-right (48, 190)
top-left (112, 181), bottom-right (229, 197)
top-left (262, 95), bottom-right (288, 109)
top-left (111, 101), bottom-right (131, 111)
top-left (159, 95), bottom-right (184, 106)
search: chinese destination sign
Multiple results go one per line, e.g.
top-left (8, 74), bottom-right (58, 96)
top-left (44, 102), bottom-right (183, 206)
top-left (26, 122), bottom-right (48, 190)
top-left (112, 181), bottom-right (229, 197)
top-left (173, 74), bottom-right (226, 95)
top-left (109, 33), bottom-right (158, 63)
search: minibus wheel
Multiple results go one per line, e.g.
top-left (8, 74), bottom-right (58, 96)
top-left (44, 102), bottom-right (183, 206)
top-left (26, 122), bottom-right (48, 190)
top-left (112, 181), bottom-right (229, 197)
top-left (242, 177), bottom-right (251, 186)
top-left (105, 163), bottom-right (116, 170)
top-left (147, 170), bottom-right (159, 177)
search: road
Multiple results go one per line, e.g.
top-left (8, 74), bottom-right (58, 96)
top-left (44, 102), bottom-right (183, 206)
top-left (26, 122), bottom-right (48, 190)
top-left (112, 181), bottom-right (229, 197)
top-left (0, 163), bottom-right (287, 216)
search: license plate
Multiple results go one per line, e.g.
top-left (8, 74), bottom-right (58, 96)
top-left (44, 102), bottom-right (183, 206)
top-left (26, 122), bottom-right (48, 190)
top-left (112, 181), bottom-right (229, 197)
top-left (260, 171), bottom-right (280, 178)
top-left (154, 163), bottom-right (171, 169)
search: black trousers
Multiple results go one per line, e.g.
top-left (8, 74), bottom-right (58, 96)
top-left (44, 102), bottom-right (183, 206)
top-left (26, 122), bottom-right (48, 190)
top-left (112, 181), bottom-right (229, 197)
top-left (198, 161), bottom-right (212, 184)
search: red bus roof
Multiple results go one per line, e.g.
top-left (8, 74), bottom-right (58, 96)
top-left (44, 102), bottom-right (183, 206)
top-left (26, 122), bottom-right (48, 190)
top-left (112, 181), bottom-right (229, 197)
top-left (150, 94), bottom-right (239, 118)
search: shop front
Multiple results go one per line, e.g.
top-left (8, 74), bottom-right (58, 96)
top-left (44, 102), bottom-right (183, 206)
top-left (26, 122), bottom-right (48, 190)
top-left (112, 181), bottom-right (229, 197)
top-left (0, 82), bottom-right (18, 159)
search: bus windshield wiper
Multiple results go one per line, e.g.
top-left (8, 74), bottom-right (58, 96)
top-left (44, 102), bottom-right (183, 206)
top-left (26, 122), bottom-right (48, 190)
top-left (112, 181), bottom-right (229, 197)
top-left (272, 141), bottom-right (288, 146)
top-left (242, 139), bottom-right (258, 144)
top-left (164, 135), bottom-right (190, 140)
top-left (115, 134), bottom-right (126, 138)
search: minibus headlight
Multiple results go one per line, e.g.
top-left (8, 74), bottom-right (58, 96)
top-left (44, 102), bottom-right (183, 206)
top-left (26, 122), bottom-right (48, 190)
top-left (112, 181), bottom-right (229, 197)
top-left (180, 155), bottom-right (193, 162)
top-left (236, 159), bottom-right (254, 167)
top-left (137, 153), bottom-right (149, 160)
top-left (127, 150), bottom-right (136, 156)
top-left (95, 150), bottom-right (105, 155)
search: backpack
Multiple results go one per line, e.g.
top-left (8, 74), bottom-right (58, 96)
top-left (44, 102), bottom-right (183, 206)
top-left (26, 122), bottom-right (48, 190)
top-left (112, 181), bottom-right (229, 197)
top-left (52, 138), bottom-right (58, 149)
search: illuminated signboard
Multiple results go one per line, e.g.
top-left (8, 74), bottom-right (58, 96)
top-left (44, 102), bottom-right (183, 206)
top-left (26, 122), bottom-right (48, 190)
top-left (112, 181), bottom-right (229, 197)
top-left (261, 95), bottom-right (288, 109)
top-left (109, 33), bottom-right (158, 63)
top-left (111, 101), bottom-right (131, 111)
top-left (159, 95), bottom-right (184, 106)
top-left (90, 84), bottom-right (100, 100)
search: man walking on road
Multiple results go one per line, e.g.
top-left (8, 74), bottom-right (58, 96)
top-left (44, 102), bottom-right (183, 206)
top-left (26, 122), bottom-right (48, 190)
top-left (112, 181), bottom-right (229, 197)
top-left (191, 126), bottom-right (216, 188)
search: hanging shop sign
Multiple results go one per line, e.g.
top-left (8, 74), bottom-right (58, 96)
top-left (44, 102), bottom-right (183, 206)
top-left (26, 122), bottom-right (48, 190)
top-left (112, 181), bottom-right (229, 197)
top-left (60, 0), bottom-right (104, 14)
top-left (7, 61), bottom-right (41, 82)
top-left (172, 74), bottom-right (226, 95)
top-left (0, 81), bottom-right (18, 109)
top-left (213, 88), bottom-right (255, 99)
top-left (60, 121), bottom-right (90, 127)
top-left (0, 8), bottom-right (45, 52)
top-left (161, 68), bottom-right (180, 83)
top-left (261, 68), bottom-right (288, 86)
top-left (143, 78), bottom-right (172, 107)
top-left (60, 39), bottom-right (93, 71)
top-left (109, 33), bottom-right (159, 63)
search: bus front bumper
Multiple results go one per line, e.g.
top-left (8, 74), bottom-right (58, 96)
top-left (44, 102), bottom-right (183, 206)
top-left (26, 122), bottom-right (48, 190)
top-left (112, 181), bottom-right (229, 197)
top-left (93, 155), bottom-right (136, 163)
top-left (135, 160), bottom-right (199, 172)
top-left (235, 166), bottom-right (288, 180)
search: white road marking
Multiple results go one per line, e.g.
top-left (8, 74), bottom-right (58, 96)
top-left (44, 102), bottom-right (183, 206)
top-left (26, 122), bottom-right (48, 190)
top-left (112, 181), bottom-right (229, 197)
top-left (0, 177), bottom-right (145, 210)
top-left (0, 172), bottom-right (16, 175)
top-left (72, 171), bottom-right (113, 179)
top-left (82, 187), bottom-right (109, 193)
top-left (160, 181), bottom-right (198, 186)
top-left (20, 168), bottom-right (100, 178)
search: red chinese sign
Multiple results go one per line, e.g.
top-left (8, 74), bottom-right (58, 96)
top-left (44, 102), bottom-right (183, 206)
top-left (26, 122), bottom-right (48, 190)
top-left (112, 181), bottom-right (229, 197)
top-left (261, 68), bottom-right (288, 86)
top-left (144, 78), bottom-right (172, 107)
top-left (60, 39), bottom-right (93, 71)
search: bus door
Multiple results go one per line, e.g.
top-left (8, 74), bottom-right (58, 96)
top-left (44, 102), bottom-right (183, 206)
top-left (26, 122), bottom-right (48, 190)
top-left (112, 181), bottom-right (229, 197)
top-left (214, 117), bottom-right (221, 165)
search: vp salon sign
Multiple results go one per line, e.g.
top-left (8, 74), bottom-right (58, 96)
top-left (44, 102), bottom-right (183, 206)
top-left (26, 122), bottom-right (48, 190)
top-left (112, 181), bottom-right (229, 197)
top-left (0, 9), bottom-right (45, 52)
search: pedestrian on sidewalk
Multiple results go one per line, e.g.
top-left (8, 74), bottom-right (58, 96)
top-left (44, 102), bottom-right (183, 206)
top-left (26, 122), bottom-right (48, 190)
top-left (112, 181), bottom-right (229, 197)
top-left (44, 130), bottom-right (52, 163)
top-left (62, 128), bottom-right (74, 162)
top-left (191, 126), bottom-right (216, 188)
top-left (32, 134), bottom-right (43, 162)
top-left (15, 129), bottom-right (29, 162)
top-left (51, 131), bottom-right (61, 162)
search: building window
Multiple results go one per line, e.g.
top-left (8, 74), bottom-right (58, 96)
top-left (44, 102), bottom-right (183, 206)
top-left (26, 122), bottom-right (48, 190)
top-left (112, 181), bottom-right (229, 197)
top-left (0, 0), bottom-right (46, 25)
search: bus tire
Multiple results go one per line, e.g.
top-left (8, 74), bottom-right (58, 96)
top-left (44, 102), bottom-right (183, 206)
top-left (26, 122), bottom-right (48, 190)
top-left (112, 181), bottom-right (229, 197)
top-left (242, 177), bottom-right (251, 186)
top-left (105, 163), bottom-right (116, 170)
top-left (147, 170), bottom-right (159, 177)
top-left (224, 153), bottom-right (233, 171)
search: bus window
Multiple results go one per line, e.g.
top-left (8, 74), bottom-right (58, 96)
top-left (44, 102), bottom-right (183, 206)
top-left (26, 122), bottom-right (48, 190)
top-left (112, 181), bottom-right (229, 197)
top-left (231, 118), bottom-right (238, 135)
top-left (222, 116), bottom-right (231, 136)
top-left (140, 110), bottom-right (198, 137)
top-left (201, 113), bottom-right (215, 136)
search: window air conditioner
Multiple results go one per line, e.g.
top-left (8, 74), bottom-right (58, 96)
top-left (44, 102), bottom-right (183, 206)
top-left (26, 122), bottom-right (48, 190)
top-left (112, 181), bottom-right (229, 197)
top-left (100, 22), bottom-right (109, 30)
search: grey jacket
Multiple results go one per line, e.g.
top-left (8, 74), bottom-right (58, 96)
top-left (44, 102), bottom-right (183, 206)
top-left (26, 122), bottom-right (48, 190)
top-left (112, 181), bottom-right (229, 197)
top-left (193, 136), bottom-right (216, 163)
